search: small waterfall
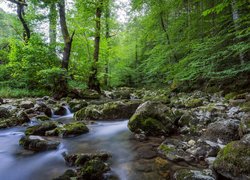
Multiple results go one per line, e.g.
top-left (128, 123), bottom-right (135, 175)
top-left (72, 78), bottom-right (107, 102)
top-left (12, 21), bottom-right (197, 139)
top-left (63, 106), bottom-right (72, 115)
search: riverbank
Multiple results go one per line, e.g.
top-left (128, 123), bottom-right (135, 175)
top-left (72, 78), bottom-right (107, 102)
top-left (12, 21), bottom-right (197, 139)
top-left (0, 88), bottom-right (249, 179)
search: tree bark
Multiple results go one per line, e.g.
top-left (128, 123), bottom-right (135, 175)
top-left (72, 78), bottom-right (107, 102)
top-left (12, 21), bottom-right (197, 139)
top-left (231, 0), bottom-right (244, 64)
top-left (49, 3), bottom-right (57, 52)
top-left (88, 0), bottom-right (103, 93)
top-left (104, 0), bottom-right (110, 88)
top-left (159, 12), bottom-right (178, 62)
top-left (58, 0), bottom-right (75, 71)
top-left (7, 0), bottom-right (30, 43)
top-left (55, 0), bottom-right (75, 99)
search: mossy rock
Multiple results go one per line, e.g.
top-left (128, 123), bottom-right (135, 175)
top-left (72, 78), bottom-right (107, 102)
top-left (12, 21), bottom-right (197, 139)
top-left (19, 136), bottom-right (60, 152)
top-left (225, 92), bottom-right (238, 100)
top-left (25, 121), bottom-right (58, 136)
top-left (64, 152), bottom-right (111, 167)
top-left (61, 152), bottom-right (111, 180)
top-left (35, 115), bottom-right (50, 121)
top-left (213, 138), bottom-right (250, 180)
top-left (158, 143), bottom-right (191, 162)
top-left (174, 169), bottom-right (215, 180)
top-left (79, 158), bottom-right (110, 180)
top-left (57, 122), bottom-right (89, 137)
top-left (128, 101), bottom-right (178, 136)
top-left (185, 98), bottom-right (203, 108)
top-left (0, 107), bottom-right (11, 118)
top-left (74, 100), bottom-right (140, 121)
top-left (53, 169), bottom-right (77, 180)
top-left (240, 101), bottom-right (250, 112)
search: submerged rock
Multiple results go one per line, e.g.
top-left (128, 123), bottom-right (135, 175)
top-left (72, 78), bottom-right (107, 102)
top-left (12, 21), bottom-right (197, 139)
top-left (128, 101), bottom-right (180, 136)
top-left (58, 152), bottom-right (111, 180)
top-left (19, 136), bottom-right (60, 152)
top-left (79, 158), bottom-right (110, 180)
top-left (213, 134), bottom-right (250, 180)
top-left (174, 169), bottom-right (216, 180)
top-left (63, 152), bottom-right (111, 166)
top-left (53, 169), bottom-right (77, 180)
top-left (74, 100), bottom-right (141, 121)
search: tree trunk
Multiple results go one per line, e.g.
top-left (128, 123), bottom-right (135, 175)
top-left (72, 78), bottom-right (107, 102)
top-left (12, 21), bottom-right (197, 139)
top-left (56, 0), bottom-right (75, 99)
top-left (159, 12), bottom-right (178, 62)
top-left (231, 0), bottom-right (244, 64)
top-left (58, 0), bottom-right (75, 71)
top-left (104, 0), bottom-right (110, 88)
top-left (7, 0), bottom-right (30, 43)
top-left (49, 3), bottom-right (57, 52)
top-left (88, 0), bottom-right (103, 93)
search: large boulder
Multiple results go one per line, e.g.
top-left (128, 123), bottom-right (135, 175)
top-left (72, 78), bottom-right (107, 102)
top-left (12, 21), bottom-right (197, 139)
top-left (46, 122), bottom-right (89, 137)
top-left (19, 136), bottom-right (60, 152)
top-left (203, 119), bottom-right (241, 144)
top-left (74, 100), bottom-right (141, 121)
top-left (128, 101), bottom-right (181, 136)
top-left (213, 134), bottom-right (250, 180)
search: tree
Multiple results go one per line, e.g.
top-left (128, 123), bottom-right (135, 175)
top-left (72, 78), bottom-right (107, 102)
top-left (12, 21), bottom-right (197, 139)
top-left (88, 0), bottom-right (103, 93)
top-left (55, 0), bottom-right (75, 98)
top-left (6, 0), bottom-right (30, 43)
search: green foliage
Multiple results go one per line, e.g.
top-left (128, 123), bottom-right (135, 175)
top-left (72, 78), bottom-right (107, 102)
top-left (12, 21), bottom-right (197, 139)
top-left (0, 87), bottom-right (49, 98)
top-left (37, 67), bottom-right (67, 91)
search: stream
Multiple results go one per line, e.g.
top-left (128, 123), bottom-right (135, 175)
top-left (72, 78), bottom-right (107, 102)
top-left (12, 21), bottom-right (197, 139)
top-left (0, 113), bottom-right (163, 180)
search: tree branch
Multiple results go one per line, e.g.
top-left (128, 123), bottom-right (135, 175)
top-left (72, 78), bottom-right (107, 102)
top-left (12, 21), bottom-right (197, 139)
top-left (5, 0), bottom-right (27, 6)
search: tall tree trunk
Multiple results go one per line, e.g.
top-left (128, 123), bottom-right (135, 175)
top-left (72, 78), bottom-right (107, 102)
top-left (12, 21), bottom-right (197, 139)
top-left (49, 3), bottom-right (57, 52)
top-left (56, 0), bottom-right (75, 99)
top-left (104, 0), bottom-right (110, 88)
top-left (159, 12), bottom-right (178, 62)
top-left (7, 0), bottom-right (30, 43)
top-left (231, 0), bottom-right (244, 64)
top-left (58, 0), bottom-right (75, 71)
top-left (88, 0), bottom-right (103, 93)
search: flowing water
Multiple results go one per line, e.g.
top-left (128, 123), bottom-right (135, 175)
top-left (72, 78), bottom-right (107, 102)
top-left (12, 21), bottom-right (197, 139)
top-left (0, 114), bottom-right (163, 180)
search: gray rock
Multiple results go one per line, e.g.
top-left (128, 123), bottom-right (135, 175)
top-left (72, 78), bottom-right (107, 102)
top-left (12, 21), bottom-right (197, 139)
top-left (19, 136), bottom-right (60, 152)
top-left (0, 107), bottom-right (11, 118)
top-left (174, 169), bottom-right (216, 180)
top-left (203, 119), bottom-right (240, 144)
top-left (128, 101), bottom-right (180, 136)
top-left (20, 101), bottom-right (34, 109)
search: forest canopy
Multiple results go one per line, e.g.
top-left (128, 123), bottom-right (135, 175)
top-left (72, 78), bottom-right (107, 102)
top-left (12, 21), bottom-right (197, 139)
top-left (0, 0), bottom-right (249, 98)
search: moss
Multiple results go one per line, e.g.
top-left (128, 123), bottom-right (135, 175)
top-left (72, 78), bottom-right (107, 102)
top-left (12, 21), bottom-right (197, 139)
top-left (213, 141), bottom-right (250, 176)
top-left (240, 101), bottom-right (250, 112)
top-left (36, 115), bottom-right (50, 121)
top-left (185, 98), bottom-right (203, 108)
top-left (55, 122), bottom-right (89, 137)
top-left (225, 92), bottom-right (238, 100)
top-left (159, 144), bottom-right (175, 155)
top-left (128, 115), bottom-right (166, 136)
